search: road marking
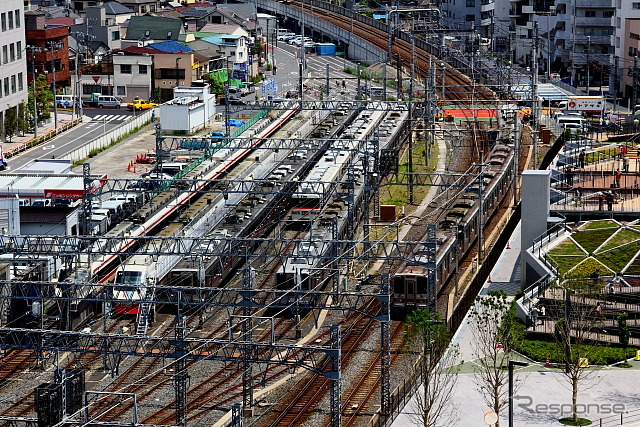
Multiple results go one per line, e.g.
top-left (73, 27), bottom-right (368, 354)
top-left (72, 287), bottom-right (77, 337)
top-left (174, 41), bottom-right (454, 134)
top-left (42, 145), bottom-right (55, 151)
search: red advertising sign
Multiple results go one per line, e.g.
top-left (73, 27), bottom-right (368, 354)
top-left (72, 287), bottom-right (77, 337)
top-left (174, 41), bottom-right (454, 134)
top-left (44, 189), bottom-right (84, 199)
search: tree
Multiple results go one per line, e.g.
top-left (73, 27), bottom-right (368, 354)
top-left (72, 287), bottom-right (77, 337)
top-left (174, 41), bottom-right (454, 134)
top-left (470, 291), bottom-right (524, 427)
top-left (404, 308), bottom-right (460, 427)
top-left (17, 102), bottom-right (29, 136)
top-left (28, 74), bottom-right (53, 121)
top-left (4, 106), bottom-right (17, 142)
top-left (551, 279), bottom-right (603, 424)
top-left (617, 312), bottom-right (631, 367)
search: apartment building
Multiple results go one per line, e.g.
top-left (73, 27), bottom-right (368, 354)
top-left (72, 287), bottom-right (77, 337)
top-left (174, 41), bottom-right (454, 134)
top-left (1, 1), bottom-right (28, 141)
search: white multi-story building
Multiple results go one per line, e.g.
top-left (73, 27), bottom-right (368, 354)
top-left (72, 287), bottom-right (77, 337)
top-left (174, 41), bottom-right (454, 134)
top-left (0, 1), bottom-right (28, 141)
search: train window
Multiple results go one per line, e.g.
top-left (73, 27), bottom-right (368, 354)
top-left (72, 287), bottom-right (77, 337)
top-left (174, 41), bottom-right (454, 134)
top-left (406, 278), bottom-right (415, 295)
top-left (393, 277), bottom-right (404, 293)
top-left (417, 277), bottom-right (429, 294)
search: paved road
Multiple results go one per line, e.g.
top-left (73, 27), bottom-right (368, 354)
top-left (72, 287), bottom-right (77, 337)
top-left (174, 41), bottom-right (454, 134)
top-left (9, 109), bottom-right (136, 169)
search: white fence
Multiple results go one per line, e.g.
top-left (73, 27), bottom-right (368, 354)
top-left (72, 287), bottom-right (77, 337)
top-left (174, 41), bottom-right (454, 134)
top-left (63, 110), bottom-right (152, 163)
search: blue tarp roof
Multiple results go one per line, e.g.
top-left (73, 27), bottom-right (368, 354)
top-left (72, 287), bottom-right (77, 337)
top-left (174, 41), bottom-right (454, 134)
top-left (148, 40), bottom-right (193, 54)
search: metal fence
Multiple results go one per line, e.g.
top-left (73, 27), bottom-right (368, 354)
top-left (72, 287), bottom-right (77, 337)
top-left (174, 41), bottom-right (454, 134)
top-left (63, 110), bottom-right (152, 163)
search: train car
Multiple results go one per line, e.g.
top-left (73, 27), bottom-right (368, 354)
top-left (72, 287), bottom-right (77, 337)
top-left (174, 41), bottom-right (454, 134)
top-left (392, 143), bottom-right (515, 316)
top-left (276, 103), bottom-right (410, 313)
top-left (112, 255), bottom-right (150, 315)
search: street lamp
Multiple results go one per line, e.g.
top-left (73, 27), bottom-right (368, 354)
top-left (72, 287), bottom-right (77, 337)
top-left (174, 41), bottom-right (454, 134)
top-left (508, 360), bottom-right (528, 427)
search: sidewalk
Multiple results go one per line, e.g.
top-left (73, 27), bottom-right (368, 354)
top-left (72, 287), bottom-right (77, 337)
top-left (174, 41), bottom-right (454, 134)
top-left (2, 112), bottom-right (80, 158)
top-left (391, 223), bottom-right (640, 426)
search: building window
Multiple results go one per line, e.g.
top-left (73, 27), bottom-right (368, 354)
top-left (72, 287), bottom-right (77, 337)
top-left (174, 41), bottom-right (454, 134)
top-left (9, 44), bottom-right (14, 62)
top-left (634, 2), bottom-right (640, 9)
top-left (2, 46), bottom-right (7, 64)
top-left (17, 73), bottom-right (23, 91)
top-left (150, 5), bottom-right (156, 12)
top-left (8, 11), bottom-right (13, 30)
top-left (111, 30), bottom-right (120, 40)
top-left (11, 75), bottom-right (16, 93)
top-left (4, 77), bottom-right (9, 96)
top-left (585, 10), bottom-right (596, 17)
top-left (1, 14), bottom-right (5, 32)
top-left (117, 86), bottom-right (125, 95)
top-left (16, 41), bottom-right (21, 59)
top-left (15, 10), bottom-right (20, 28)
top-left (466, 14), bottom-right (475, 21)
top-left (466, 0), bottom-right (475, 6)
top-left (138, 64), bottom-right (148, 74)
top-left (83, 84), bottom-right (102, 95)
top-left (120, 64), bottom-right (132, 74)
top-left (140, 6), bottom-right (146, 13)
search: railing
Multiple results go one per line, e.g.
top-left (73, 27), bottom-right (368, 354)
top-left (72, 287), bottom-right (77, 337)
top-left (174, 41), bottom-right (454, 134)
top-left (597, 407), bottom-right (640, 427)
top-left (63, 109), bottom-right (152, 163)
top-left (367, 360), bottom-right (423, 427)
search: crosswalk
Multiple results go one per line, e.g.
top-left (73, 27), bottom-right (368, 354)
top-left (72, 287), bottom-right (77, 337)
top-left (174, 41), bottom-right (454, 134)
top-left (88, 114), bottom-right (131, 124)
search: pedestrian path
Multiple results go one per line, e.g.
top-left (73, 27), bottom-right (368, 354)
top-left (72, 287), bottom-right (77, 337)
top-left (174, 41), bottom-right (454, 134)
top-left (2, 113), bottom-right (82, 158)
top-left (391, 220), bottom-right (640, 426)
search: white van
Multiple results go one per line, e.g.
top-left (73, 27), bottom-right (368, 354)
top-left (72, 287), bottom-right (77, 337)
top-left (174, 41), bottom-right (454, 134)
top-left (55, 95), bottom-right (80, 108)
top-left (557, 115), bottom-right (586, 129)
top-left (97, 95), bottom-right (121, 109)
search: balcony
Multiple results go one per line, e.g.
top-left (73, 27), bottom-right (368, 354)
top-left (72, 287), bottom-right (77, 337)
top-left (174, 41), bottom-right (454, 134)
top-left (574, 35), bottom-right (612, 45)
top-left (575, 0), bottom-right (614, 7)
top-left (480, 2), bottom-right (493, 12)
top-left (575, 17), bottom-right (613, 27)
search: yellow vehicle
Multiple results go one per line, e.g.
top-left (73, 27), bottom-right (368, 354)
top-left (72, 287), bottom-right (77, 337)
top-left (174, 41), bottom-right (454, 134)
top-left (127, 99), bottom-right (156, 111)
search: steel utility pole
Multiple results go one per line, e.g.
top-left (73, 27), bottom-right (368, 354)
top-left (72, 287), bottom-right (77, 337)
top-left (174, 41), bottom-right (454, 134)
top-left (586, 35), bottom-right (591, 95)
top-left (28, 46), bottom-right (42, 138)
top-left (47, 41), bottom-right (62, 132)
top-left (531, 22), bottom-right (540, 169)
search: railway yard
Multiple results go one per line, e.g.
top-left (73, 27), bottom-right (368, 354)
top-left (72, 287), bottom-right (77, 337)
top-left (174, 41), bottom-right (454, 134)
top-left (0, 2), bottom-right (537, 427)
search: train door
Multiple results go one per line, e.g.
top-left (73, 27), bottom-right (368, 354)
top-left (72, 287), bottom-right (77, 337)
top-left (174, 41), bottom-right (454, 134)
top-left (405, 277), bottom-right (417, 306)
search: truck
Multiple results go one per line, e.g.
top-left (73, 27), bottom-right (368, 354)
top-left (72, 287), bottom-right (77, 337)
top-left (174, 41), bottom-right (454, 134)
top-left (557, 96), bottom-right (605, 115)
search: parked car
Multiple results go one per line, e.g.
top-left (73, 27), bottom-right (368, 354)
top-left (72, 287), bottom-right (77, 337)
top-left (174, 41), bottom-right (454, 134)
top-left (127, 99), bottom-right (157, 111)
top-left (96, 95), bottom-right (121, 109)
top-left (277, 32), bottom-right (295, 41)
top-left (294, 37), bottom-right (313, 47)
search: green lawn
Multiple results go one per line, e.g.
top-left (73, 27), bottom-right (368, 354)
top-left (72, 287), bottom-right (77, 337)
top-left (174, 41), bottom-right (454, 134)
top-left (581, 219), bottom-right (619, 230)
top-left (548, 240), bottom-right (585, 256)
top-left (595, 246), bottom-right (638, 273)
top-left (598, 228), bottom-right (640, 252)
top-left (568, 257), bottom-right (614, 277)
top-left (547, 255), bottom-right (585, 276)
top-left (572, 228), bottom-right (618, 254)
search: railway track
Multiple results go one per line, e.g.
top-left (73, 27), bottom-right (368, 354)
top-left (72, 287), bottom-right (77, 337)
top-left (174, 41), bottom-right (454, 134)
top-left (341, 321), bottom-right (405, 427)
top-left (263, 299), bottom-right (381, 426)
top-left (286, 0), bottom-right (496, 105)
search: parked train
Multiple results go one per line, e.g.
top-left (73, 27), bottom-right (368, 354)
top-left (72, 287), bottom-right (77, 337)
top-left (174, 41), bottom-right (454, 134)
top-left (276, 103), bottom-right (410, 311)
top-left (392, 143), bottom-right (515, 316)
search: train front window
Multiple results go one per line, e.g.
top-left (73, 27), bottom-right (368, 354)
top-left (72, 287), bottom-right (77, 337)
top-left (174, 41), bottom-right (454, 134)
top-left (406, 278), bottom-right (415, 296)
top-left (115, 271), bottom-right (143, 291)
top-left (393, 277), bottom-right (404, 294)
